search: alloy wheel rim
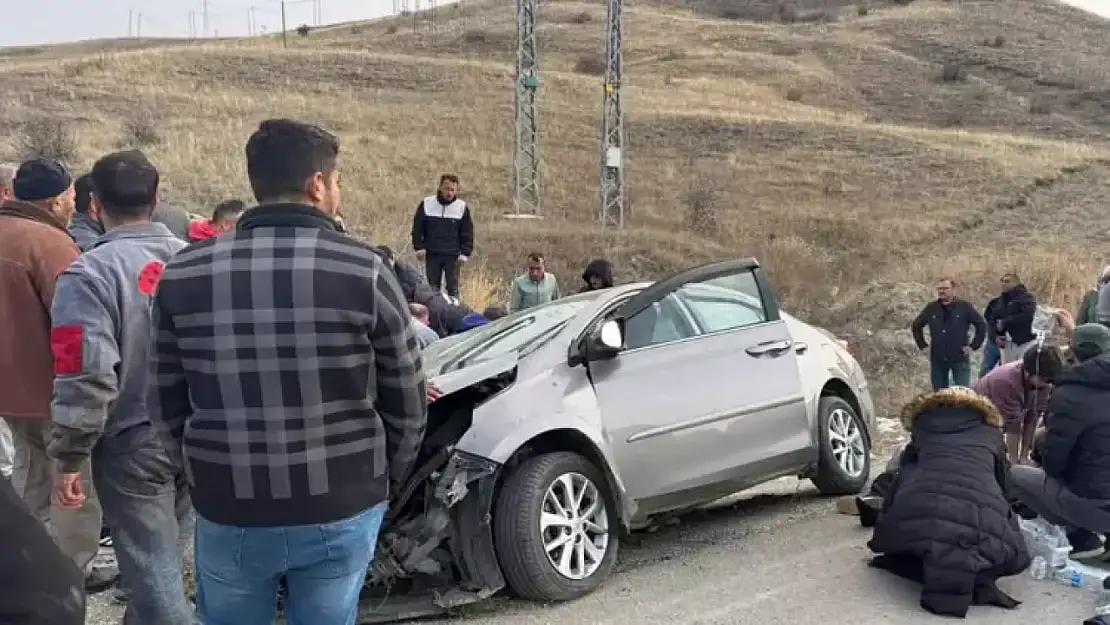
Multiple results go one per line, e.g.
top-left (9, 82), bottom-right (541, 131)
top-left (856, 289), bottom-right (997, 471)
top-left (540, 472), bottom-right (610, 580)
top-left (829, 408), bottom-right (866, 478)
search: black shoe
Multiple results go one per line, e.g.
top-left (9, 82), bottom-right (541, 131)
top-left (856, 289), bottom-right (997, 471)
top-left (99, 524), bottom-right (113, 548)
top-left (84, 566), bottom-right (120, 594)
top-left (1068, 529), bottom-right (1106, 559)
top-left (857, 496), bottom-right (882, 528)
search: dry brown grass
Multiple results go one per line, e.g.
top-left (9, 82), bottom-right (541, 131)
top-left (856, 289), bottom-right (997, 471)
top-left (2, 0), bottom-right (1110, 417)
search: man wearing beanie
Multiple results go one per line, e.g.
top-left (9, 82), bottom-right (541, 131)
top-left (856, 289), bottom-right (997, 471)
top-left (48, 150), bottom-right (192, 623)
top-left (1011, 323), bottom-right (1110, 559)
top-left (0, 157), bottom-right (118, 594)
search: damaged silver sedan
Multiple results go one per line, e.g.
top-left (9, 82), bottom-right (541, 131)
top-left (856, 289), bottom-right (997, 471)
top-left (359, 258), bottom-right (877, 622)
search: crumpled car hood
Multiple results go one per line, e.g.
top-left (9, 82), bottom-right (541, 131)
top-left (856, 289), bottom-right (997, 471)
top-left (427, 353), bottom-right (518, 397)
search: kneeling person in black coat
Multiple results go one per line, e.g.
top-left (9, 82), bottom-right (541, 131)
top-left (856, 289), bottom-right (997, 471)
top-left (867, 387), bottom-right (1031, 619)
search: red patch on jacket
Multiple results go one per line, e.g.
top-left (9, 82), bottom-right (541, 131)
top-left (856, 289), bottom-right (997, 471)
top-left (138, 261), bottom-right (166, 296)
top-left (51, 325), bottom-right (83, 376)
top-left (188, 219), bottom-right (219, 242)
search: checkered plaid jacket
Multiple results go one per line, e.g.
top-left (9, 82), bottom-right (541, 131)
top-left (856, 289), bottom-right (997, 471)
top-left (149, 203), bottom-right (427, 527)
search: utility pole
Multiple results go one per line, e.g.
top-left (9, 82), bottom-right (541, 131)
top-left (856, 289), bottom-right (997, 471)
top-left (430, 0), bottom-right (436, 33)
top-left (188, 11), bottom-right (196, 38)
top-left (202, 0), bottom-right (210, 37)
top-left (280, 1), bottom-right (288, 47)
top-left (137, 12), bottom-right (143, 37)
top-left (128, 9), bottom-right (134, 37)
top-left (598, 0), bottom-right (625, 227)
top-left (512, 0), bottom-right (540, 216)
top-left (248, 8), bottom-right (253, 35)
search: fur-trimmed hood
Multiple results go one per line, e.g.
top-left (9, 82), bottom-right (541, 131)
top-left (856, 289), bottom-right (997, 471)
top-left (900, 387), bottom-right (1003, 430)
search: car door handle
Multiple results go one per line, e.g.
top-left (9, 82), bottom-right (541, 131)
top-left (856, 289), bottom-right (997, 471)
top-left (745, 339), bottom-right (794, 357)
top-left (794, 341), bottom-right (808, 355)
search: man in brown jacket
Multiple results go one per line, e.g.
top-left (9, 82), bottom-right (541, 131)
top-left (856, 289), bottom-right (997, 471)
top-left (0, 158), bottom-right (117, 593)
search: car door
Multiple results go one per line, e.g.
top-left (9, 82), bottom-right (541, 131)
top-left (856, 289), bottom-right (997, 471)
top-left (586, 259), bottom-right (810, 513)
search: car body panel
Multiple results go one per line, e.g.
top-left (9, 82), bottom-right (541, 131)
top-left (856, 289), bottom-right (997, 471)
top-left (433, 260), bottom-right (875, 530)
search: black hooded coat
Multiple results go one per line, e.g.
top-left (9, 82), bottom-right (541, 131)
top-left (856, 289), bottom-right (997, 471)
top-left (867, 388), bottom-right (1031, 618)
top-left (580, 259), bottom-right (614, 292)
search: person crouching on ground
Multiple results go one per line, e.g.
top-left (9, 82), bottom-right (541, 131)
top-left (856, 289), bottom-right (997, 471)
top-left (1011, 323), bottom-right (1110, 560)
top-left (866, 387), bottom-right (1030, 618)
top-left (976, 343), bottom-right (1064, 465)
top-left (188, 198), bottom-right (244, 242)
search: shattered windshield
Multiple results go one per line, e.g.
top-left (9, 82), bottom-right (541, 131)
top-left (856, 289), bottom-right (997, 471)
top-left (423, 293), bottom-right (599, 376)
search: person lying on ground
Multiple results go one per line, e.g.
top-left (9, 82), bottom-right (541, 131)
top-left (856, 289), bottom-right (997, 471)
top-left (373, 245), bottom-right (483, 337)
top-left (580, 258), bottom-right (614, 292)
top-left (48, 150), bottom-right (193, 625)
top-left (866, 387), bottom-right (1030, 619)
top-left (0, 475), bottom-right (86, 625)
top-left (1011, 323), bottom-right (1110, 560)
top-left (188, 198), bottom-right (244, 242)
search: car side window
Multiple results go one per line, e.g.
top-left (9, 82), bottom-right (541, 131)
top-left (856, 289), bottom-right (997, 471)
top-left (623, 293), bottom-right (696, 350)
top-left (677, 270), bottom-right (768, 334)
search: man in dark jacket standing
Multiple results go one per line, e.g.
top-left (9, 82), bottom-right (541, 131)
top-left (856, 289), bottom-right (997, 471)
top-left (911, 277), bottom-right (987, 390)
top-left (980, 294), bottom-right (1004, 378)
top-left (995, 272), bottom-right (1038, 364)
top-left (411, 174), bottom-right (473, 298)
top-left (1011, 323), bottom-right (1110, 559)
top-left (150, 119), bottom-right (426, 625)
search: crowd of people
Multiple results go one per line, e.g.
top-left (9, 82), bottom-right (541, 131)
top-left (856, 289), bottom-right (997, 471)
top-left (8, 116), bottom-right (1108, 625)
top-left (0, 118), bottom-right (627, 625)
top-left (848, 272), bottom-right (1110, 618)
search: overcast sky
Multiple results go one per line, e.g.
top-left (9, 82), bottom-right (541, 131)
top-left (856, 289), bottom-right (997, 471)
top-left (2, 0), bottom-right (427, 47)
top-left (1, 0), bottom-right (1107, 47)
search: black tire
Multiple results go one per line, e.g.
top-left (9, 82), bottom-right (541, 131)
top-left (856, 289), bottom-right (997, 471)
top-left (810, 396), bottom-right (872, 495)
top-left (493, 451), bottom-right (619, 602)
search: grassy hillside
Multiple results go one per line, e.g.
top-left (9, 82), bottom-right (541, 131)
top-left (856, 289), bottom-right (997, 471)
top-left (2, 0), bottom-right (1109, 417)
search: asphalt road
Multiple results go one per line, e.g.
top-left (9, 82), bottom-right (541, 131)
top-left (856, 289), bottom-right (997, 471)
top-left (86, 477), bottom-right (1095, 625)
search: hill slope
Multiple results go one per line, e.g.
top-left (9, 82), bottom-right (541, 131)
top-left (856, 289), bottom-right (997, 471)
top-left (2, 0), bottom-right (1109, 415)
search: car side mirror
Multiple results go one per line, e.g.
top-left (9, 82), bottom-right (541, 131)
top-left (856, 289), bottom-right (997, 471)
top-left (569, 318), bottom-right (624, 367)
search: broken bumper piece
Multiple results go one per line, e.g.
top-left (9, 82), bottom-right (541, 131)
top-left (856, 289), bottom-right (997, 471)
top-left (358, 450), bottom-right (505, 623)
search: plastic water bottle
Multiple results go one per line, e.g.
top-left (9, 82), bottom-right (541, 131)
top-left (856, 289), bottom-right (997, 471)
top-left (1030, 556), bottom-right (1048, 580)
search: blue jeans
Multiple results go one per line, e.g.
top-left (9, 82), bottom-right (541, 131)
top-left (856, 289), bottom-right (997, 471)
top-left (93, 427), bottom-right (195, 625)
top-left (930, 360), bottom-right (971, 390)
top-left (195, 502), bottom-right (387, 625)
top-left (979, 339), bottom-right (1001, 377)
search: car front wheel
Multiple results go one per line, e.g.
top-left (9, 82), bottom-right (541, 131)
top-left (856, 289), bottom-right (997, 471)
top-left (810, 396), bottom-right (871, 495)
top-left (493, 451), bottom-right (619, 602)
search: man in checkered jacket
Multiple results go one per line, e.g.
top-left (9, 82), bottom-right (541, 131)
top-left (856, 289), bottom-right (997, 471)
top-left (148, 119), bottom-right (427, 625)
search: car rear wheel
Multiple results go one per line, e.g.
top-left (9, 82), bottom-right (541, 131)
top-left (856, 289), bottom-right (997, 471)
top-left (810, 396), bottom-right (871, 495)
top-left (493, 451), bottom-right (619, 602)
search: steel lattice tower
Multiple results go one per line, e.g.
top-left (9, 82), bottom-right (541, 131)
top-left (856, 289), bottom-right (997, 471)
top-left (598, 0), bottom-right (625, 228)
top-left (512, 0), bottom-right (540, 216)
